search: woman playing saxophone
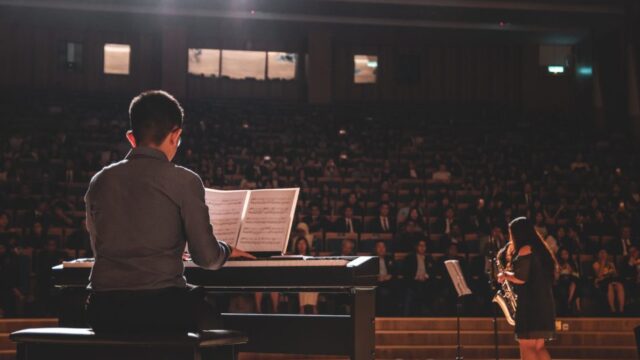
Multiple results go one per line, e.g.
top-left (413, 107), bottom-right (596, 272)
top-left (498, 217), bottom-right (557, 360)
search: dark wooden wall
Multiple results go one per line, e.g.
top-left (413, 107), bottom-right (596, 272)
top-left (0, 6), bottom-right (581, 111)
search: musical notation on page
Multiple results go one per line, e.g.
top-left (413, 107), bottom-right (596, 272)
top-left (204, 187), bottom-right (299, 253)
top-left (204, 189), bottom-right (249, 248)
top-left (236, 188), bottom-right (299, 253)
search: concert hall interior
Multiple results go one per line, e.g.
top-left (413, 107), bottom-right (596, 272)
top-left (1, 0), bottom-right (640, 359)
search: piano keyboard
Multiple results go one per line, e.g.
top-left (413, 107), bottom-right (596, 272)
top-left (63, 258), bottom-right (351, 268)
top-left (201, 259), bottom-right (348, 267)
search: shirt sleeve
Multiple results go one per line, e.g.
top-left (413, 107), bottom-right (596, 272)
top-left (513, 254), bottom-right (532, 283)
top-left (181, 173), bottom-right (231, 270)
top-left (84, 179), bottom-right (97, 258)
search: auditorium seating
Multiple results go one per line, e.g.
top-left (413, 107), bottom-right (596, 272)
top-left (0, 96), bottom-right (639, 318)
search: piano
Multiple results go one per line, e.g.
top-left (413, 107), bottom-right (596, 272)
top-left (53, 256), bottom-right (379, 360)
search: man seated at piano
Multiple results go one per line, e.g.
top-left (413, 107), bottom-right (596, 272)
top-left (84, 90), bottom-right (254, 334)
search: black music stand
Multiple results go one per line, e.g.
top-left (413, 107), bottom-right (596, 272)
top-left (445, 260), bottom-right (472, 360)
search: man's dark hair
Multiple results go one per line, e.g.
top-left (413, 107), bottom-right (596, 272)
top-left (129, 90), bottom-right (184, 145)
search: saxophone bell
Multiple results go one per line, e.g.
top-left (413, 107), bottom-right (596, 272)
top-left (492, 256), bottom-right (517, 326)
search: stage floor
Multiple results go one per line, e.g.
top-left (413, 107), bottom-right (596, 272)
top-left (1, 317), bottom-right (638, 360)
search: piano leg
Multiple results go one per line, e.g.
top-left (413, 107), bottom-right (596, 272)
top-left (351, 287), bottom-right (376, 360)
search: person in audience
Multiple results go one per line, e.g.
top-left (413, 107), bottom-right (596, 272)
top-left (396, 198), bottom-right (418, 225)
top-left (442, 223), bottom-right (465, 252)
top-left (66, 219), bottom-right (92, 257)
top-left (338, 239), bottom-right (356, 256)
top-left (367, 202), bottom-right (396, 233)
top-left (555, 247), bottom-right (581, 314)
top-left (610, 225), bottom-right (636, 256)
top-left (403, 239), bottom-right (434, 316)
top-left (563, 227), bottom-right (584, 255)
top-left (570, 153), bottom-right (590, 172)
top-left (533, 211), bottom-right (549, 239)
top-left (36, 238), bottom-right (68, 315)
top-left (395, 220), bottom-right (423, 253)
top-left (432, 164), bottom-right (452, 183)
top-left (0, 241), bottom-right (25, 317)
top-left (480, 225), bottom-right (507, 258)
top-left (345, 192), bottom-right (363, 216)
top-left (593, 248), bottom-right (625, 314)
top-left (303, 222), bottom-right (322, 253)
top-left (323, 159), bottom-right (340, 178)
top-left (620, 245), bottom-right (640, 304)
top-left (23, 201), bottom-right (52, 229)
top-left (405, 207), bottom-right (426, 233)
top-left (407, 161), bottom-right (420, 179)
top-left (543, 232), bottom-right (559, 256)
top-left (374, 241), bottom-right (395, 315)
top-left (469, 197), bottom-right (491, 235)
top-left (586, 210), bottom-right (614, 237)
top-left (50, 203), bottom-right (75, 227)
top-left (0, 212), bottom-right (10, 236)
top-left (293, 238), bottom-right (319, 314)
top-left (23, 222), bottom-right (47, 249)
top-left (333, 206), bottom-right (361, 234)
top-left (304, 204), bottom-right (329, 233)
top-left (436, 207), bottom-right (459, 236)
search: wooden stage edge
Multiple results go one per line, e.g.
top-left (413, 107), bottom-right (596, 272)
top-left (1, 317), bottom-right (639, 360)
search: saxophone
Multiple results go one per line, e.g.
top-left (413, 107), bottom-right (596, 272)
top-left (492, 255), bottom-right (517, 326)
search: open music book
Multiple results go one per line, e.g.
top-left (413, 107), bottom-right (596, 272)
top-left (204, 187), bottom-right (300, 254)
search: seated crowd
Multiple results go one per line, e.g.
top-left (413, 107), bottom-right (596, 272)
top-left (0, 96), bottom-right (639, 318)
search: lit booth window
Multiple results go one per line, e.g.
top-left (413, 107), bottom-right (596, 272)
top-left (539, 45), bottom-right (570, 76)
top-left (547, 65), bottom-right (565, 75)
top-left (103, 43), bottom-right (131, 75)
top-left (59, 42), bottom-right (83, 72)
top-left (188, 48), bottom-right (221, 77)
top-left (354, 55), bottom-right (378, 84)
top-left (267, 52), bottom-right (296, 80)
top-left (221, 50), bottom-right (266, 80)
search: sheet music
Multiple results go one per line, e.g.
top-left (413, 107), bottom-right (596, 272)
top-left (204, 188), bottom-right (249, 247)
top-left (236, 188), bottom-right (300, 253)
top-left (444, 260), bottom-right (472, 297)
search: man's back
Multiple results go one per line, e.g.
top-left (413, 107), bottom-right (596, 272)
top-left (85, 147), bottom-right (227, 291)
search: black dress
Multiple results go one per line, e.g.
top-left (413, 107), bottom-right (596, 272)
top-left (512, 251), bottom-right (556, 340)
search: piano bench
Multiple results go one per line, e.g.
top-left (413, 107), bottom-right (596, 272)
top-left (10, 327), bottom-right (248, 360)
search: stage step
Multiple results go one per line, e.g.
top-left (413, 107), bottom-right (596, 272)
top-left (376, 329), bottom-right (636, 347)
top-left (374, 317), bottom-right (640, 359)
top-left (376, 317), bottom-right (640, 332)
top-left (0, 318), bottom-right (638, 359)
top-left (376, 345), bottom-right (638, 359)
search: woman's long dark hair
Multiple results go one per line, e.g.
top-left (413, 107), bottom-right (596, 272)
top-left (509, 217), bottom-right (557, 279)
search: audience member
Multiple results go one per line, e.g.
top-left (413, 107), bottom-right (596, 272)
top-left (593, 249), bottom-right (625, 314)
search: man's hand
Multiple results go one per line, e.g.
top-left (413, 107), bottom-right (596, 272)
top-left (230, 246), bottom-right (256, 260)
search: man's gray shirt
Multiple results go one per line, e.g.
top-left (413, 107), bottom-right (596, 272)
top-left (85, 147), bottom-right (230, 291)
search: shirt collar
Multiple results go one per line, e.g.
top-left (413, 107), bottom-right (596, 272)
top-left (125, 147), bottom-right (169, 162)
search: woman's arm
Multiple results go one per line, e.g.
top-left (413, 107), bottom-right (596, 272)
top-left (498, 271), bottom-right (526, 285)
top-left (498, 246), bottom-right (532, 285)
